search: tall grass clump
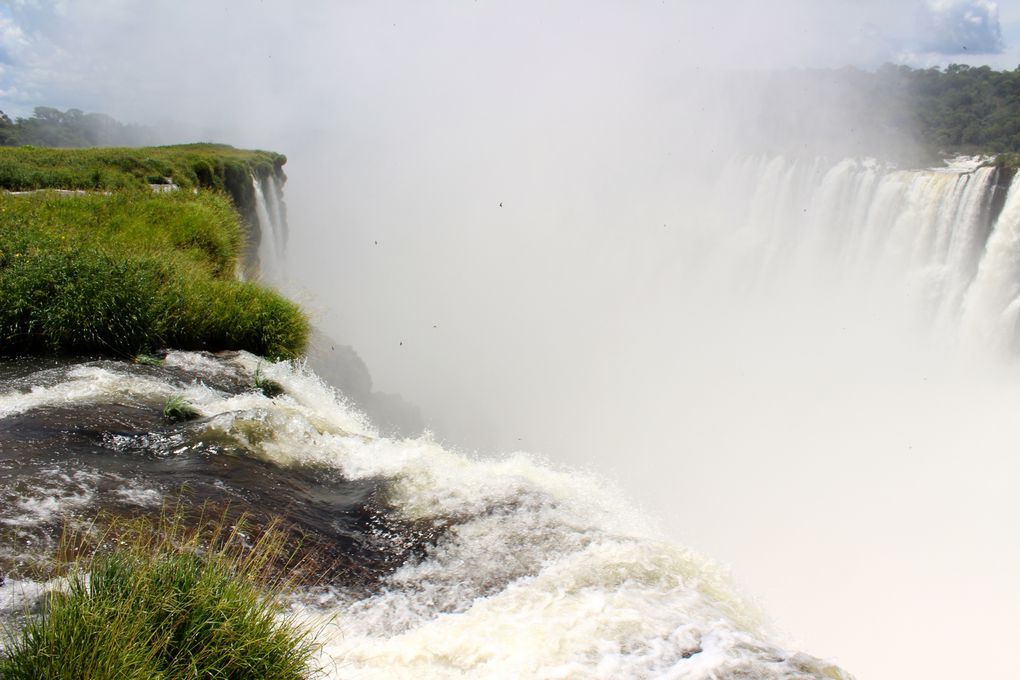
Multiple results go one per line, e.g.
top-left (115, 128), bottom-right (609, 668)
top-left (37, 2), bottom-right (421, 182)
top-left (0, 191), bottom-right (308, 359)
top-left (0, 510), bottom-right (320, 679)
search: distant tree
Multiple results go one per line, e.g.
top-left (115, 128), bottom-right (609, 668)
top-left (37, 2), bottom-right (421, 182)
top-left (737, 63), bottom-right (1020, 162)
top-left (0, 106), bottom-right (156, 148)
top-left (0, 111), bottom-right (16, 146)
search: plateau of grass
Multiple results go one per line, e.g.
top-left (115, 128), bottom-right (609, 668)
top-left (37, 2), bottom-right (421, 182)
top-left (0, 144), bottom-right (284, 193)
top-left (0, 190), bottom-right (308, 359)
top-left (0, 510), bottom-right (319, 679)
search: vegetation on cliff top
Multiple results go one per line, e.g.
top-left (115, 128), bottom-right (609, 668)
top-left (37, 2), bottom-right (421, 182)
top-left (0, 142), bottom-right (285, 194)
top-left (0, 191), bottom-right (308, 359)
top-left (0, 155), bottom-right (308, 359)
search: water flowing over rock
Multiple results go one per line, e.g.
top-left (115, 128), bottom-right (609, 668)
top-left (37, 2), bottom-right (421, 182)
top-left (712, 155), bottom-right (1020, 352)
top-left (0, 351), bottom-right (852, 679)
top-left (251, 170), bottom-right (288, 281)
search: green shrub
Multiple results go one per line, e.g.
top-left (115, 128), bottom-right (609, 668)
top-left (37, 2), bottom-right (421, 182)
top-left (171, 279), bottom-right (310, 360)
top-left (254, 363), bottom-right (286, 398)
top-left (0, 513), bottom-right (319, 679)
top-left (162, 395), bottom-right (200, 423)
top-left (0, 248), bottom-right (173, 354)
top-left (0, 192), bottom-right (309, 359)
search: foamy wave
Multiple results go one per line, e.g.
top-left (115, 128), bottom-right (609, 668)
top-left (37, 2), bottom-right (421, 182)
top-left (0, 353), bottom-right (850, 678)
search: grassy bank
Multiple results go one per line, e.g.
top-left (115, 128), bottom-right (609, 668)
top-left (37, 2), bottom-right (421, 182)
top-left (0, 144), bottom-right (285, 193)
top-left (0, 511), bottom-right (319, 679)
top-left (0, 186), bottom-right (308, 359)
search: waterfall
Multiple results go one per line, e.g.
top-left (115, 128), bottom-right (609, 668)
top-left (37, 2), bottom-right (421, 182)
top-left (716, 156), bottom-right (1012, 350)
top-left (251, 172), bottom-right (287, 282)
top-left (960, 177), bottom-right (1020, 352)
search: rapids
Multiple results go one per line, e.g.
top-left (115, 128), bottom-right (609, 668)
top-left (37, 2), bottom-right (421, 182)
top-left (0, 351), bottom-right (850, 679)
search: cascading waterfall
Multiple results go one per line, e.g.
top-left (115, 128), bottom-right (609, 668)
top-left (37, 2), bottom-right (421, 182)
top-left (960, 178), bottom-right (1020, 352)
top-left (715, 155), bottom-right (1014, 349)
top-left (251, 172), bottom-right (288, 282)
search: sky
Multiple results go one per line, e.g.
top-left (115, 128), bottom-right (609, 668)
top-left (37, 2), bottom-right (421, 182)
top-left (2, 3), bottom-right (1020, 680)
top-left (1, 1), bottom-right (1020, 123)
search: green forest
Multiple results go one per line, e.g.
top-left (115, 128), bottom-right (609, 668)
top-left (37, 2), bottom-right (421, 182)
top-left (0, 106), bottom-right (154, 147)
top-left (852, 63), bottom-right (1020, 155)
top-left (738, 63), bottom-right (1020, 164)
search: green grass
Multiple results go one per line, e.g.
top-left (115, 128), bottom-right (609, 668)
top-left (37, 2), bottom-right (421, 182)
top-left (0, 511), bottom-right (320, 679)
top-left (0, 190), bottom-right (308, 359)
top-left (0, 144), bottom-right (285, 193)
top-left (254, 362), bottom-right (286, 398)
top-left (163, 395), bottom-right (200, 423)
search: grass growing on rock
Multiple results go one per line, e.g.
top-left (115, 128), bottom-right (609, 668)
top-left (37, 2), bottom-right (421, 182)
top-left (0, 190), bottom-right (308, 359)
top-left (0, 143), bottom-right (285, 193)
top-left (162, 395), bottom-right (200, 423)
top-left (0, 510), bottom-right (320, 679)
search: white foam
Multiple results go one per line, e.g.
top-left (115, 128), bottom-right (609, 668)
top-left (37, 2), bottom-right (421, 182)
top-left (172, 357), bottom-right (847, 678)
top-left (0, 352), bottom-right (849, 677)
top-left (0, 468), bottom-right (100, 527)
top-left (0, 365), bottom-right (179, 417)
top-left (112, 485), bottom-right (163, 507)
top-left (0, 578), bottom-right (50, 618)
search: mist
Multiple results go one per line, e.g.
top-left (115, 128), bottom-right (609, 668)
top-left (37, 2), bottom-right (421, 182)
top-left (5, 2), bottom-right (1020, 679)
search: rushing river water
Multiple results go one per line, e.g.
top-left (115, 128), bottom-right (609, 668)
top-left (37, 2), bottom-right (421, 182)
top-left (0, 350), bottom-right (851, 679)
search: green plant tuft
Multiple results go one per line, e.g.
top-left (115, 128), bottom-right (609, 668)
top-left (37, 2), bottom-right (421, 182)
top-left (0, 510), bottom-right (320, 679)
top-left (254, 362), bottom-right (286, 398)
top-left (162, 395), bottom-right (200, 423)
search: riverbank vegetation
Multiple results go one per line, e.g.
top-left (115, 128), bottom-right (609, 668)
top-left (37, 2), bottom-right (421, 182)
top-left (0, 511), bottom-right (319, 679)
top-left (0, 142), bottom-right (285, 194)
top-left (0, 170), bottom-right (308, 359)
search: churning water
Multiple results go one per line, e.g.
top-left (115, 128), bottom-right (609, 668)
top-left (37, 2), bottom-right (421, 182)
top-left (0, 351), bottom-right (850, 679)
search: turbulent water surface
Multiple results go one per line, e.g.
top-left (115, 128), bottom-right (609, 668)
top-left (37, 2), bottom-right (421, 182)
top-left (0, 351), bottom-right (849, 679)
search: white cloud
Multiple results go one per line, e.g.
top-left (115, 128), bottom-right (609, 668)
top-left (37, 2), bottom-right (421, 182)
top-left (0, 13), bottom-right (28, 63)
top-left (916, 0), bottom-right (1004, 54)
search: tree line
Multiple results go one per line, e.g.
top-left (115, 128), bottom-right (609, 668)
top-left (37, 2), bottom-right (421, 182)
top-left (735, 63), bottom-right (1020, 164)
top-left (0, 106), bottom-right (154, 148)
top-left (863, 63), bottom-right (1020, 156)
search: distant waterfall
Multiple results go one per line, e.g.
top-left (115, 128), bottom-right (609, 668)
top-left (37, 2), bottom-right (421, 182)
top-left (718, 156), bottom-right (1016, 351)
top-left (251, 172), bottom-right (288, 282)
